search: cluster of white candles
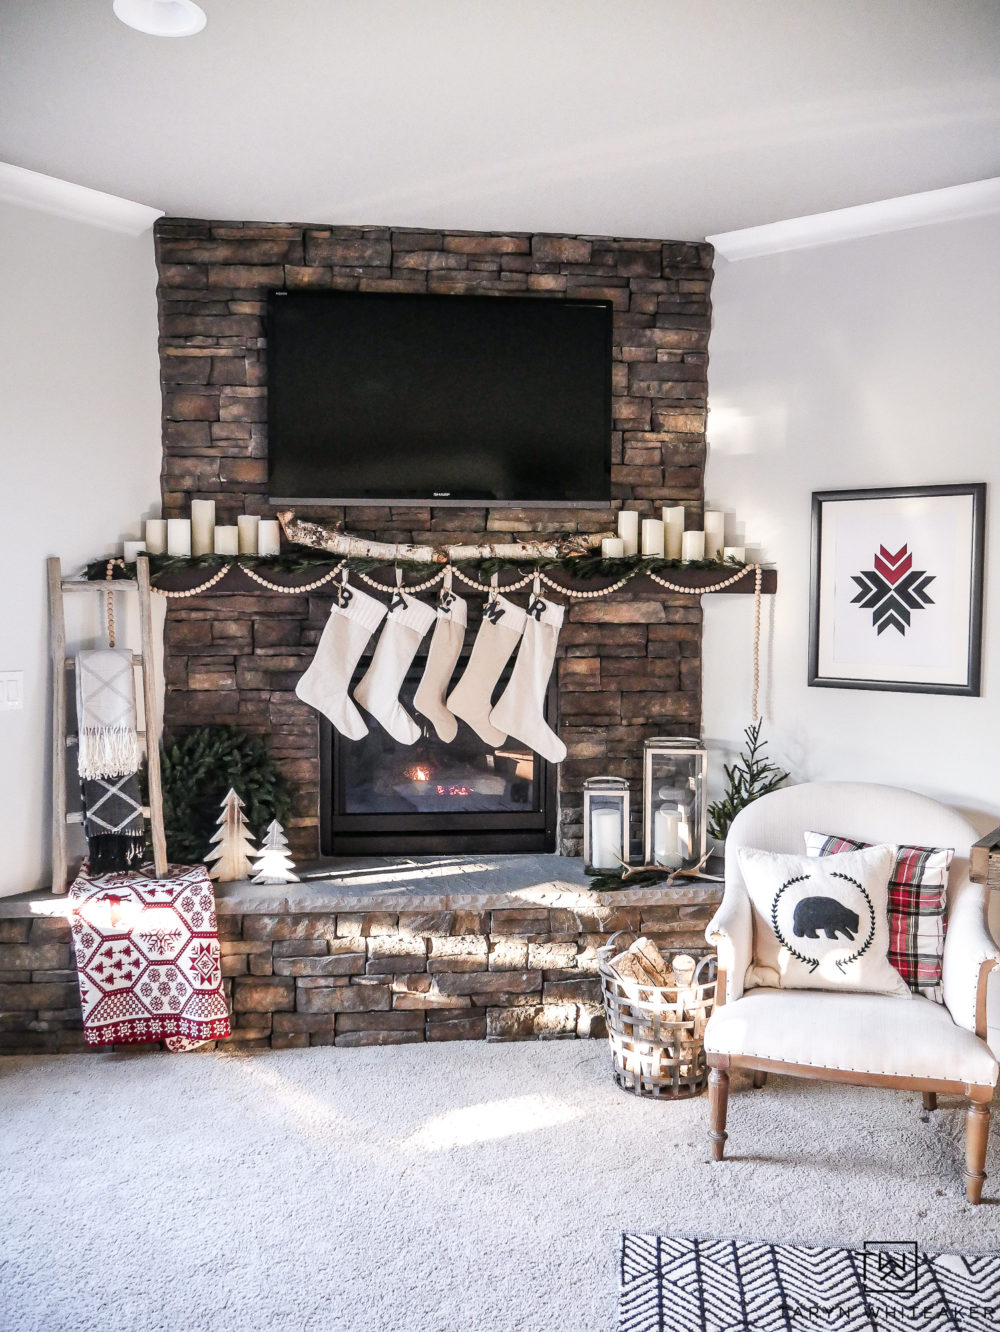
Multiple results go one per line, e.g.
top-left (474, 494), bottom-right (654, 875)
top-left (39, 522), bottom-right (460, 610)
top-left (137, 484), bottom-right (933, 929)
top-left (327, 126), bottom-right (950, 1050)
top-left (122, 501), bottom-right (282, 562)
top-left (601, 507), bottom-right (745, 563)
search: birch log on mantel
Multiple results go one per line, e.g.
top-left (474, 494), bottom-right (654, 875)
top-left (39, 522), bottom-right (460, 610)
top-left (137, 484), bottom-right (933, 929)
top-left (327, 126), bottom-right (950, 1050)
top-left (277, 511), bottom-right (614, 563)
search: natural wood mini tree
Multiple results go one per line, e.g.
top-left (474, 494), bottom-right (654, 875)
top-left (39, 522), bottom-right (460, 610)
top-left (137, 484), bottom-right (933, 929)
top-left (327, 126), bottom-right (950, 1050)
top-left (205, 787), bottom-right (257, 883)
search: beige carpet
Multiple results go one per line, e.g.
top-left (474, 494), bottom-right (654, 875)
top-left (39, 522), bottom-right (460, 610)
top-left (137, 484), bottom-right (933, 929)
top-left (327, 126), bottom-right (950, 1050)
top-left (1, 1041), bottom-right (996, 1332)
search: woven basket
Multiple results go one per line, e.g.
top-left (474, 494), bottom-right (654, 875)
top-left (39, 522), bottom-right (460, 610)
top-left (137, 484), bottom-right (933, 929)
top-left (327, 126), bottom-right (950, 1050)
top-left (597, 931), bottom-right (717, 1100)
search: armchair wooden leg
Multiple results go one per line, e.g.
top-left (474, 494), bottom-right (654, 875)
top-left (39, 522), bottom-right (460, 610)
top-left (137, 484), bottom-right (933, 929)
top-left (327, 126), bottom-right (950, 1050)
top-left (922, 1092), bottom-right (937, 1111)
top-left (752, 1071), bottom-right (767, 1089)
top-left (708, 1065), bottom-right (729, 1162)
top-left (964, 1090), bottom-right (991, 1204)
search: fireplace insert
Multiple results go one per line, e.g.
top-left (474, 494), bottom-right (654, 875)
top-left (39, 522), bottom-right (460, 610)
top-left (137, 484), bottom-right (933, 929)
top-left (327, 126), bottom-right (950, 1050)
top-left (320, 659), bottom-right (557, 856)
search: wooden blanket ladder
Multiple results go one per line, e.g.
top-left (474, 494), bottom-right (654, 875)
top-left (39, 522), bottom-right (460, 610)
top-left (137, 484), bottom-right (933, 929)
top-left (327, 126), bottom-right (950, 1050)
top-left (47, 555), bottom-right (168, 894)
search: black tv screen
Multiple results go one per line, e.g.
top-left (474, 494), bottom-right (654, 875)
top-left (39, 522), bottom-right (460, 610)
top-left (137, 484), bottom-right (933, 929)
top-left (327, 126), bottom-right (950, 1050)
top-left (266, 290), bottom-right (612, 505)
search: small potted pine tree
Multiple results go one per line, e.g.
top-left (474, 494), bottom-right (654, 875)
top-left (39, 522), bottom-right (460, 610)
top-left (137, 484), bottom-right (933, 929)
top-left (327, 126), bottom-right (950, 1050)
top-left (707, 721), bottom-right (788, 854)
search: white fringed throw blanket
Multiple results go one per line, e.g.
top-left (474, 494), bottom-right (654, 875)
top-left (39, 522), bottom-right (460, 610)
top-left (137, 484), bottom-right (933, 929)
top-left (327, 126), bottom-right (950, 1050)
top-left (76, 648), bottom-right (140, 780)
top-left (69, 863), bottom-right (231, 1052)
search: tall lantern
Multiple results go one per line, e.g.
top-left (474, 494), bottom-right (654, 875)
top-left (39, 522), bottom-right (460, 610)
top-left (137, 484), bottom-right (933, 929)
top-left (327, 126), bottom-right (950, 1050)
top-left (583, 777), bottom-right (630, 873)
top-left (642, 738), bottom-right (708, 870)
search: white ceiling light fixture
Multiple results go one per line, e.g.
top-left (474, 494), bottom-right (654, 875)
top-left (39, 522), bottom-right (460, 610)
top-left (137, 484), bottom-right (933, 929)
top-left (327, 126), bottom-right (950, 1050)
top-left (113, 0), bottom-right (207, 37)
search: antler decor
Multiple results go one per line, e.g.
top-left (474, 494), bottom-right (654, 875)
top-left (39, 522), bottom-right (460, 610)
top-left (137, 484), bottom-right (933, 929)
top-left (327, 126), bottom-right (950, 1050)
top-left (276, 510), bottom-right (613, 564)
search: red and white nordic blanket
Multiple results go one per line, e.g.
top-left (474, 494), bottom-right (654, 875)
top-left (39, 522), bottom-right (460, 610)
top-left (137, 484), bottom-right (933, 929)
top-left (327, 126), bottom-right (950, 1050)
top-left (69, 863), bottom-right (231, 1052)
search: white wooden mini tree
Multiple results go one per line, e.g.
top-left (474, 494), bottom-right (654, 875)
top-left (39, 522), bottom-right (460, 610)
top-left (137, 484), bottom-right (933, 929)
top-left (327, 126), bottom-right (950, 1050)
top-left (205, 788), bottom-right (257, 883)
top-left (251, 819), bottom-right (299, 885)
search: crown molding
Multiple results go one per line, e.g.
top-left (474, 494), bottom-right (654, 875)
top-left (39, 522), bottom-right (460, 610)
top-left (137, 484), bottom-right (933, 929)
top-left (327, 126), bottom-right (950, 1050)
top-left (708, 177), bottom-right (1000, 262)
top-left (0, 162), bottom-right (163, 236)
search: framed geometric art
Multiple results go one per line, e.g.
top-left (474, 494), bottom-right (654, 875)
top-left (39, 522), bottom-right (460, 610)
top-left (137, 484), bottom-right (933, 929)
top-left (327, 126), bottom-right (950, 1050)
top-left (808, 483), bottom-right (986, 695)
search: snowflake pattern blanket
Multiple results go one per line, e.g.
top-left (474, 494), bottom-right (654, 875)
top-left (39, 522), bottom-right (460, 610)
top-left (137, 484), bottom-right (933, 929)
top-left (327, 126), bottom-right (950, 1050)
top-left (69, 863), bottom-right (231, 1052)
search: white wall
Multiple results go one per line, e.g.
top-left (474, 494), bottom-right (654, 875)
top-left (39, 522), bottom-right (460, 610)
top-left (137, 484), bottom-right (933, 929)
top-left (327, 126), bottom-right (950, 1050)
top-left (0, 199), bottom-right (162, 896)
top-left (703, 212), bottom-right (999, 818)
top-left (702, 211), bottom-right (1000, 978)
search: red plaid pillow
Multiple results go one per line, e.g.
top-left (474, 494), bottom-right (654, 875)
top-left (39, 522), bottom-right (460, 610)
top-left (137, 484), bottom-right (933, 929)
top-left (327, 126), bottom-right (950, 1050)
top-left (804, 832), bottom-right (952, 1003)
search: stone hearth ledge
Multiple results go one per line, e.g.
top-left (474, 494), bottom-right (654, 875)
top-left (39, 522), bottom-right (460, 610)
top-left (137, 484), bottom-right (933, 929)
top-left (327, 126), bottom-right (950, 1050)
top-left (0, 854), bottom-right (723, 1053)
top-left (0, 854), bottom-right (723, 917)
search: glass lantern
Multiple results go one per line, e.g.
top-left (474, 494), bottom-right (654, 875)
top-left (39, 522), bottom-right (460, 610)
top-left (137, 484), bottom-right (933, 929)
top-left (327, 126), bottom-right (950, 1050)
top-left (642, 737), bottom-right (707, 870)
top-left (583, 777), bottom-right (630, 873)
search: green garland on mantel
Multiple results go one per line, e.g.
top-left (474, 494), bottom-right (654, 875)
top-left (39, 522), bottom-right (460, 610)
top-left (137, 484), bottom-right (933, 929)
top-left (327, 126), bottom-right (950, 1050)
top-left (85, 549), bottom-right (748, 583)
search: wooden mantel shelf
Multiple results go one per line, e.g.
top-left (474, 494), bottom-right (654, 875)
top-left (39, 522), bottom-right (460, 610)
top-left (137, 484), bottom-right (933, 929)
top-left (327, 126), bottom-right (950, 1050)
top-left (94, 561), bottom-right (776, 598)
top-left (620, 568), bottom-right (776, 596)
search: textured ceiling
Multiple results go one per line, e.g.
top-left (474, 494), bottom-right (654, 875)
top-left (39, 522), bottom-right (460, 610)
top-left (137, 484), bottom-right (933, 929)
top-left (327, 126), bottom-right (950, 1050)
top-left (2, 0), bottom-right (999, 238)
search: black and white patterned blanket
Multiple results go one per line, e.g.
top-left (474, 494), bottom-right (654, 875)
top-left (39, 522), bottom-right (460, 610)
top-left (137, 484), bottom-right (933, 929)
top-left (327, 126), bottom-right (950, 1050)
top-left (619, 1234), bottom-right (1000, 1332)
top-left (81, 774), bottom-right (145, 873)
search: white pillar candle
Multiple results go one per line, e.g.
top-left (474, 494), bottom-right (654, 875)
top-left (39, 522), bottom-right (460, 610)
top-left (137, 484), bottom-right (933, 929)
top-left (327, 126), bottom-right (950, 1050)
top-left (662, 505), bottom-right (685, 560)
top-left (601, 537), bottom-right (625, 558)
top-left (678, 812), bottom-right (692, 860)
top-left (653, 807), bottom-right (681, 867)
top-left (237, 515), bottom-right (260, 555)
top-left (590, 807), bottom-right (624, 871)
top-left (641, 518), bottom-right (665, 557)
top-left (681, 529), bottom-right (705, 562)
top-left (704, 510), bottom-right (725, 561)
top-left (214, 525), bottom-right (239, 556)
top-left (723, 545), bottom-right (746, 563)
top-left (257, 519), bottom-right (281, 557)
top-left (617, 510), bottom-right (639, 556)
top-left (166, 518), bottom-right (192, 557)
top-left (123, 540), bottom-right (146, 563)
top-left (144, 519), bottom-right (167, 555)
top-left (190, 499), bottom-right (215, 557)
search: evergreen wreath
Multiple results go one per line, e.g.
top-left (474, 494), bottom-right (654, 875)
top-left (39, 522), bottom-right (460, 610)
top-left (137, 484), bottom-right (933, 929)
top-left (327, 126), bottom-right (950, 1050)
top-left (159, 725), bottom-right (292, 864)
top-left (707, 719), bottom-right (788, 842)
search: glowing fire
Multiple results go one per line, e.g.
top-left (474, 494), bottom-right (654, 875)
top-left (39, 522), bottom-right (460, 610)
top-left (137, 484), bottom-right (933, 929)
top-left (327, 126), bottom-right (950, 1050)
top-left (403, 764), bottom-right (475, 796)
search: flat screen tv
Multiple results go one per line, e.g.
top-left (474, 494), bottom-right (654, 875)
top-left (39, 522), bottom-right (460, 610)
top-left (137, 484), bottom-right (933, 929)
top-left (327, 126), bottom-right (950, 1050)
top-left (266, 290), bottom-right (612, 505)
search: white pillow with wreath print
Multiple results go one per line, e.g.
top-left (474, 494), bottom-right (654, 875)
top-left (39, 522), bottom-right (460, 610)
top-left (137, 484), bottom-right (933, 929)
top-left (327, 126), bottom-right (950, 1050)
top-left (739, 843), bottom-right (911, 997)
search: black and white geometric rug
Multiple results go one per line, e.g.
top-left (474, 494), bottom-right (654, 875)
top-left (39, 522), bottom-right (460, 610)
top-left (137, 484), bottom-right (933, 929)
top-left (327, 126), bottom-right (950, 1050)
top-left (619, 1234), bottom-right (1000, 1331)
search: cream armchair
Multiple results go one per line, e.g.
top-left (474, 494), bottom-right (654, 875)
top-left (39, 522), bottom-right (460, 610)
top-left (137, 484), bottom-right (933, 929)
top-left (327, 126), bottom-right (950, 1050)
top-left (703, 781), bottom-right (999, 1202)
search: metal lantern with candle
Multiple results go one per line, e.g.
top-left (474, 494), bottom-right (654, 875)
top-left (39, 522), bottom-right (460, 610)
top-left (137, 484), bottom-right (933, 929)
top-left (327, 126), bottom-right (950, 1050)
top-left (583, 777), bottom-right (630, 873)
top-left (642, 737), bottom-right (707, 870)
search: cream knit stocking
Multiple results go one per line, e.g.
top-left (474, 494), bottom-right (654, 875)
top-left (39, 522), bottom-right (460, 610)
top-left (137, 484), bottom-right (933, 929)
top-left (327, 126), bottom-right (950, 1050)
top-left (354, 591), bottom-right (437, 745)
top-left (295, 577), bottom-right (386, 741)
top-left (413, 586), bottom-right (467, 743)
top-left (446, 594), bottom-right (526, 748)
top-left (489, 592), bottom-right (567, 763)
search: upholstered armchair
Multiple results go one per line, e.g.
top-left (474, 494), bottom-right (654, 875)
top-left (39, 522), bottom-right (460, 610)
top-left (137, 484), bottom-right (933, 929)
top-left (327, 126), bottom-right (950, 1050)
top-left (703, 781), bottom-right (999, 1202)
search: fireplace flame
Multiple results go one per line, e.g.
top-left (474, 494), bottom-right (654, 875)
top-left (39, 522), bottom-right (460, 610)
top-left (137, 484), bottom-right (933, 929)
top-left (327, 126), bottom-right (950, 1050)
top-left (405, 765), bottom-right (431, 782)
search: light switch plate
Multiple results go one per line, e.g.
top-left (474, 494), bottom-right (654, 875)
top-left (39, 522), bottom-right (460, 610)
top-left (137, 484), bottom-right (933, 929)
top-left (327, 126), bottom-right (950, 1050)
top-left (0, 671), bottom-right (24, 711)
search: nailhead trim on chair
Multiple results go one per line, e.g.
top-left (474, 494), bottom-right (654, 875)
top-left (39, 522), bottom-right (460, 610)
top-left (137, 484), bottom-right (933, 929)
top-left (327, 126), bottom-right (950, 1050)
top-left (703, 1044), bottom-right (997, 1084)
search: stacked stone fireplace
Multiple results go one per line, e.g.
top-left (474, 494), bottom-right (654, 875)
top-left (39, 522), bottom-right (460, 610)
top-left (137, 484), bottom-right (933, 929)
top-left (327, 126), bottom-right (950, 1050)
top-left (155, 219), bottom-right (712, 862)
top-left (0, 221), bottom-right (723, 1057)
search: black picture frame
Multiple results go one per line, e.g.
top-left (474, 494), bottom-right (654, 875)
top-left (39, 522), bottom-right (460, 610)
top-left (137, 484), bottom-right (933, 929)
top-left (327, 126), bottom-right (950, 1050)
top-left (808, 483), bottom-right (985, 696)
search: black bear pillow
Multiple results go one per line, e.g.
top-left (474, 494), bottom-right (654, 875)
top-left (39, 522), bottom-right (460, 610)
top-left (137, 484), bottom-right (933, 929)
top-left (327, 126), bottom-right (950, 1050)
top-left (738, 844), bottom-right (911, 997)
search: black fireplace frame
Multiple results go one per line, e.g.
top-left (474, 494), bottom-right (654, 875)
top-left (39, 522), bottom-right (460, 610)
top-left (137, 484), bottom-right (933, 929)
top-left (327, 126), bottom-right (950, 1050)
top-left (319, 684), bottom-right (559, 857)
